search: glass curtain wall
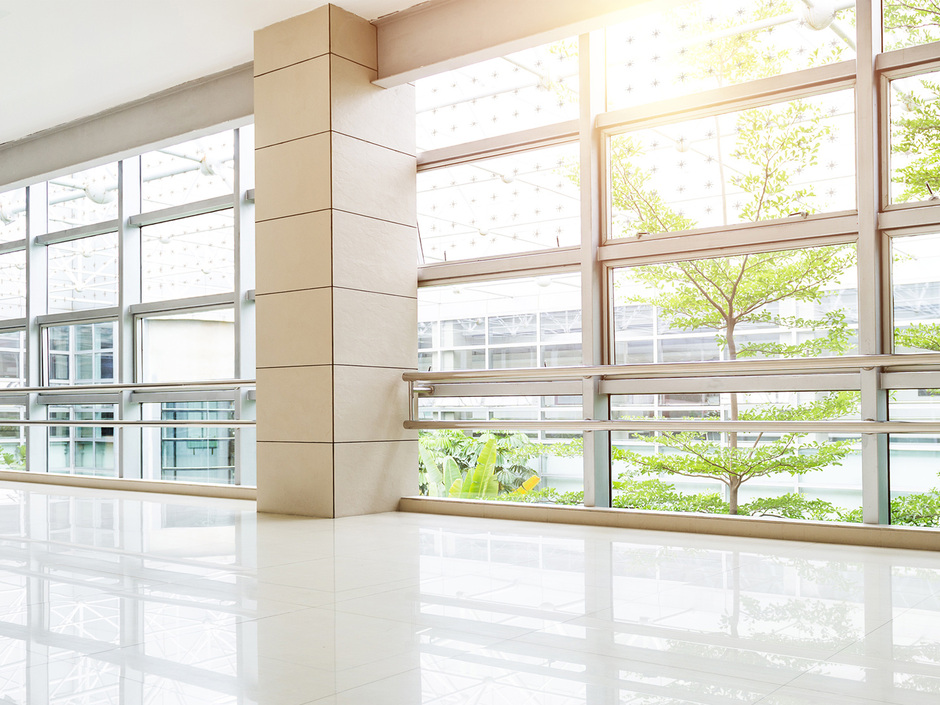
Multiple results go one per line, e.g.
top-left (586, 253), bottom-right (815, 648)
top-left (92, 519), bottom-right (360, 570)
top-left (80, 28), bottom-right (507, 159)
top-left (0, 126), bottom-right (255, 487)
top-left (415, 1), bottom-right (940, 526)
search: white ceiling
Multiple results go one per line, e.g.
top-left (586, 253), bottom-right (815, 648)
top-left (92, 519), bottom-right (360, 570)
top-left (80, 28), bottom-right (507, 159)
top-left (0, 0), bottom-right (421, 146)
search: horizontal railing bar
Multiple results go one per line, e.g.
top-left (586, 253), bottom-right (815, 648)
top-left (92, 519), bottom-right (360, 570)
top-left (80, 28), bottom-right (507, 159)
top-left (417, 121), bottom-right (579, 170)
top-left (0, 239), bottom-right (26, 255)
top-left (36, 307), bottom-right (120, 327)
top-left (37, 219), bottom-right (120, 246)
top-left (405, 419), bottom-right (940, 434)
top-left (424, 381), bottom-right (583, 397)
top-left (404, 354), bottom-right (940, 384)
top-left (0, 380), bottom-right (255, 395)
top-left (0, 420), bottom-right (254, 427)
top-left (127, 194), bottom-right (235, 227)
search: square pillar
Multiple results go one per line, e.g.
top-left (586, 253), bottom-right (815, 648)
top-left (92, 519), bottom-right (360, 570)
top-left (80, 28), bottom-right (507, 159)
top-left (253, 5), bottom-right (418, 517)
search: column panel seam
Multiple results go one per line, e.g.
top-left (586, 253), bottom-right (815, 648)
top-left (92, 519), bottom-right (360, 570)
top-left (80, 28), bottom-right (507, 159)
top-left (253, 52), bottom-right (330, 79)
top-left (255, 130), bottom-right (330, 152)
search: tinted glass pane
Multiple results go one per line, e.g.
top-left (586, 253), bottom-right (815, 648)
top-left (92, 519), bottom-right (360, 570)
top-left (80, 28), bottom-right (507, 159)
top-left (140, 131), bottom-right (235, 212)
top-left (611, 392), bottom-right (861, 520)
top-left (893, 233), bottom-right (940, 353)
top-left (608, 90), bottom-right (855, 238)
top-left (612, 244), bottom-right (859, 363)
top-left (418, 143), bottom-right (580, 263)
top-left (416, 38), bottom-right (579, 152)
top-left (141, 210), bottom-right (235, 302)
top-left (884, 2), bottom-right (940, 50)
top-left (419, 274), bottom-right (582, 371)
top-left (47, 233), bottom-right (118, 313)
top-left (0, 251), bottom-right (26, 320)
top-left (140, 309), bottom-right (234, 382)
top-left (889, 69), bottom-right (940, 205)
top-left (47, 163), bottom-right (118, 230)
top-left (0, 189), bottom-right (26, 244)
top-left (607, 0), bottom-right (856, 111)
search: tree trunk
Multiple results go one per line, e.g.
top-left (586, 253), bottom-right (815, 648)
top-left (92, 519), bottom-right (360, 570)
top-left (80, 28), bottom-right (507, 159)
top-left (726, 321), bottom-right (740, 514)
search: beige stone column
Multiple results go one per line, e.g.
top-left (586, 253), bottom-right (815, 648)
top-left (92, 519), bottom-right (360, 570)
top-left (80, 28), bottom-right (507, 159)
top-left (253, 5), bottom-right (417, 517)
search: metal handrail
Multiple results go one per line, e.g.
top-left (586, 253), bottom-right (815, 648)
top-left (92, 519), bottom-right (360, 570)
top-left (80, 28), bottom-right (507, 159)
top-left (0, 420), bottom-right (253, 428)
top-left (0, 380), bottom-right (255, 395)
top-left (404, 419), bottom-right (940, 434)
top-left (403, 354), bottom-right (940, 385)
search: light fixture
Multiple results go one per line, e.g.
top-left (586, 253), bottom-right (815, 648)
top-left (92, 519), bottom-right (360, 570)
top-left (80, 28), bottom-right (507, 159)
top-left (83, 184), bottom-right (115, 205)
top-left (799, 0), bottom-right (837, 31)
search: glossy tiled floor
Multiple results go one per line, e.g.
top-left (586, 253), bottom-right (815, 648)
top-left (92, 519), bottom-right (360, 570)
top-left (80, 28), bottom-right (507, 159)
top-left (0, 483), bottom-right (939, 704)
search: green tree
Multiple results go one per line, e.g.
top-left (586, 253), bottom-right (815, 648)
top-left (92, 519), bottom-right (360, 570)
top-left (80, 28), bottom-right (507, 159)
top-left (608, 87), bottom-right (858, 515)
top-left (891, 78), bottom-right (940, 202)
top-left (883, 1), bottom-right (940, 50)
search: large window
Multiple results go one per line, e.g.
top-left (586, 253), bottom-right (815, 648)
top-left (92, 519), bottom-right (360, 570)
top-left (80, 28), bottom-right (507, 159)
top-left (0, 126), bottom-right (255, 487)
top-left (412, 2), bottom-right (940, 527)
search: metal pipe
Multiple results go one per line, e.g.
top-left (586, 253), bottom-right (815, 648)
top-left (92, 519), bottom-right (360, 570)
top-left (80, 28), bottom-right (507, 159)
top-left (403, 354), bottom-right (940, 383)
top-left (0, 380), bottom-right (255, 396)
top-left (0, 420), bottom-right (253, 427)
top-left (404, 419), bottom-right (940, 434)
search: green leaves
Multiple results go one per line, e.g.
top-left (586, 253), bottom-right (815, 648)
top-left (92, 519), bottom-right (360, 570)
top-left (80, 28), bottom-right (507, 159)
top-left (449, 436), bottom-right (499, 499)
top-left (895, 322), bottom-right (940, 352)
top-left (419, 430), bottom-right (541, 499)
top-left (730, 101), bottom-right (830, 222)
top-left (892, 78), bottom-right (940, 202)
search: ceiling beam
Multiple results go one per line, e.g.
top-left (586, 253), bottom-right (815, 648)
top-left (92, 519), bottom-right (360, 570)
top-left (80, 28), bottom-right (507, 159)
top-left (374, 0), bottom-right (670, 87)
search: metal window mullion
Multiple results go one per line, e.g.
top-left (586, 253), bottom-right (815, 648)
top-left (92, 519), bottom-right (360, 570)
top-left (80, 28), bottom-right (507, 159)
top-left (857, 0), bottom-right (889, 525)
top-left (119, 157), bottom-right (143, 480)
top-left (25, 184), bottom-right (49, 474)
top-left (234, 126), bottom-right (256, 487)
top-left (580, 31), bottom-right (610, 508)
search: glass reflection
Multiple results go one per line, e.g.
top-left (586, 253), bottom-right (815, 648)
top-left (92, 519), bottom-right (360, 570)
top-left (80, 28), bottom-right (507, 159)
top-left (0, 484), bottom-right (938, 703)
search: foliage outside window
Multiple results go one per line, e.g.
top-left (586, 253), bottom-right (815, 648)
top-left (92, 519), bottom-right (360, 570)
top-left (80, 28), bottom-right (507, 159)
top-left (413, 4), bottom-right (940, 526)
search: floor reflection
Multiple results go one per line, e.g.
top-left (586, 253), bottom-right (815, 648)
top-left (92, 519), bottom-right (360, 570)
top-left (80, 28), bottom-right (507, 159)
top-left (0, 482), bottom-right (937, 703)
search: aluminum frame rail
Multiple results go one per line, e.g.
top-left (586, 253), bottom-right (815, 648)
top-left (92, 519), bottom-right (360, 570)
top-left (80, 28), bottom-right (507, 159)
top-left (0, 380), bottom-right (255, 395)
top-left (0, 380), bottom-right (257, 427)
top-left (404, 354), bottom-right (940, 435)
top-left (404, 419), bottom-right (940, 434)
top-left (403, 353), bottom-right (940, 385)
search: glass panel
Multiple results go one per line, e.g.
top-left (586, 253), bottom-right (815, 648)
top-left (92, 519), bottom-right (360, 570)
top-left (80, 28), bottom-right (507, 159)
top-left (889, 69), bottom-right (940, 205)
top-left (0, 189), bottom-right (26, 244)
top-left (418, 273), bottom-right (582, 371)
top-left (612, 244), bottom-right (858, 364)
top-left (47, 405), bottom-right (116, 477)
top-left (0, 251), bottom-right (26, 320)
top-left (45, 322), bottom-right (116, 386)
top-left (47, 163), bottom-right (118, 230)
top-left (893, 233), bottom-right (940, 354)
top-left (417, 401), bottom-right (583, 504)
top-left (415, 38), bottom-right (579, 152)
top-left (889, 390), bottom-right (940, 527)
top-left (141, 210), bottom-right (235, 302)
top-left (139, 308), bottom-right (234, 382)
top-left (0, 331), bottom-right (24, 388)
top-left (884, 1), bottom-right (940, 50)
top-left (607, 0), bottom-right (856, 111)
top-left (47, 233), bottom-right (119, 313)
top-left (611, 392), bottom-right (861, 520)
top-left (418, 143), bottom-right (580, 263)
top-left (607, 90), bottom-right (855, 238)
top-left (0, 417), bottom-right (24, 472)
top-left (140, 131), bottom-right (235, 211)
top-left (141, 402), bottom-right (236, 485)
